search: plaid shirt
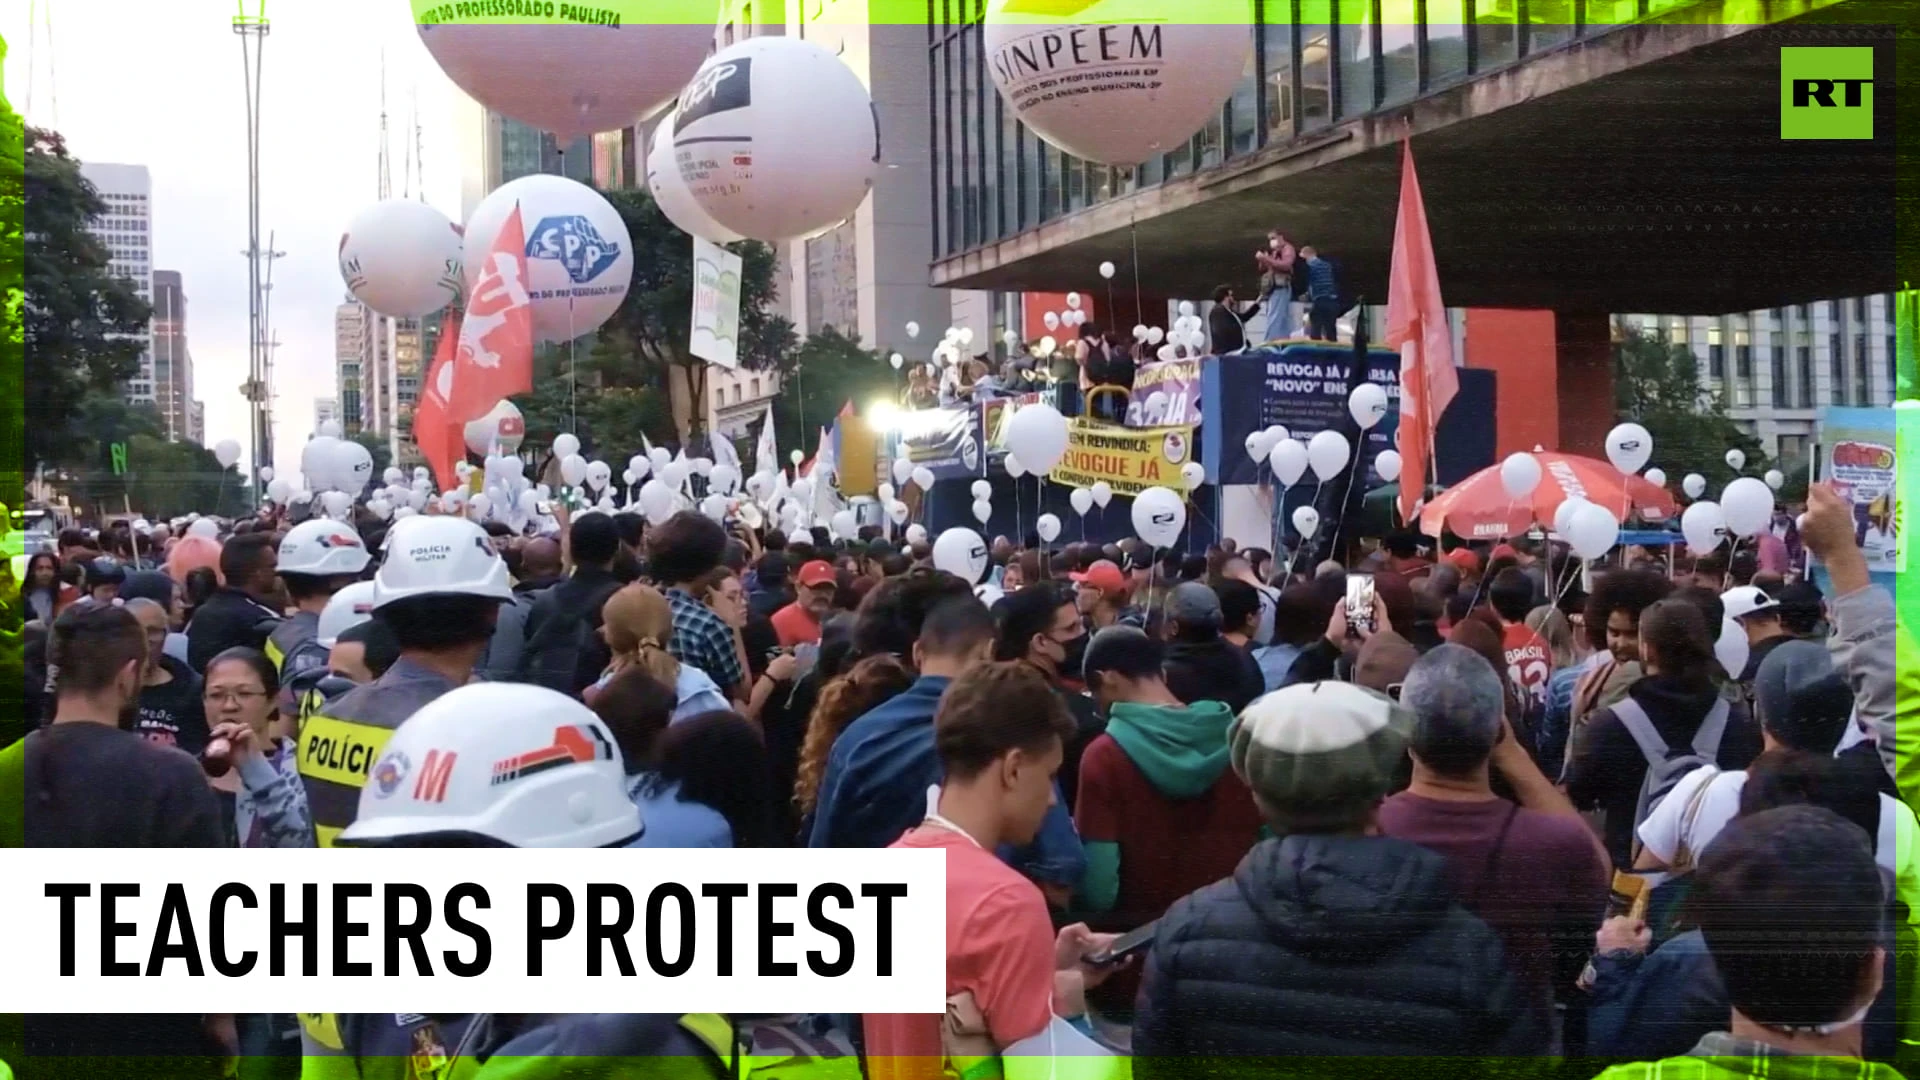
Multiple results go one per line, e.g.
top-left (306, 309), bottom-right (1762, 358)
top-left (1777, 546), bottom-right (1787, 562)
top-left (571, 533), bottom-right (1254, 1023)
top-left (1596, 1034), bottom-right (1903, 1080)
top-left (666, 587), bottom-right (744, 692)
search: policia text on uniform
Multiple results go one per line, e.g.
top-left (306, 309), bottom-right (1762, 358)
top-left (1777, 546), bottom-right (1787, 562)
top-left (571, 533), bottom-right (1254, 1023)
top-left (43, 881), bottom-right (909, 980)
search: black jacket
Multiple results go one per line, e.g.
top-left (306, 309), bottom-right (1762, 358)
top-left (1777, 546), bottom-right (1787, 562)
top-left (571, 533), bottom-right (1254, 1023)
top-left (1134, 834), bottom-right (1546, 1066)
top-left (520, 566), bottom-right (625, 697)
top-left (1165, 635), bottom-right (1267, 716)
top-left (1208, 300), bottom-right (1257, 355)
top-left (185, 588), bottom-right (282, 674)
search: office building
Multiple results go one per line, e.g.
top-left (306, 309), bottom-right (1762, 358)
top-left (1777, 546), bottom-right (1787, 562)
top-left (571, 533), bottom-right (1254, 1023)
top-left (189, 401), bottom-right (205, 445)
top-left (334, 302), bottom-right (371, 433)
top-left (454, 95), bottom-right (593, 223)
top-left (333, 299), bottom-right (431, 464)
top-left (315, 398), bottom-right (340, 434)
top-left (79, 161), bottom-right (155, 406)
top-left (150, 270), bottom-right (195, 443)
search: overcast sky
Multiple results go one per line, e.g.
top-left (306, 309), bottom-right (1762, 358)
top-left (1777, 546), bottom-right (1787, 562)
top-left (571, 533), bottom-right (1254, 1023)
top-left (5, 0), bottom-right (464, 477)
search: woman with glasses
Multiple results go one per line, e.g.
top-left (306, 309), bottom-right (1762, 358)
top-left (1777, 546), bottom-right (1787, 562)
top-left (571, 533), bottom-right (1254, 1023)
top-left (203, 646), bottom-right (313, 848)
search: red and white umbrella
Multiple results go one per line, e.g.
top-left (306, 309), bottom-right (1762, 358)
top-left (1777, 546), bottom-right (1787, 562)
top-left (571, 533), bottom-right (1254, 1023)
top-left (1419, 452), bottom-right (1678, 540)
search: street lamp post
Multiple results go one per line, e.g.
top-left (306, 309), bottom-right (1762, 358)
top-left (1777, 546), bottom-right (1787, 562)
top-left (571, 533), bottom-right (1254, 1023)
top-left (234, 0), bottom-right (270, 502)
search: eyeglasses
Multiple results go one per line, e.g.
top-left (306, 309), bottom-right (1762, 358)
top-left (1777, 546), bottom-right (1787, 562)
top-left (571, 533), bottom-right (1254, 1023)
top-left (204, 689), bottom-right (269, 705)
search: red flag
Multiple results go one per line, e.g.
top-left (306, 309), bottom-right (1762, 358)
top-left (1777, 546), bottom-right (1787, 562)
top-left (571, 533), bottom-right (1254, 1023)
top-left (412, 310), bottom-right (466, 491)
top-left (1383, 136), bottom-right (1460, 528)
top-left (442, 203), bottom-right (534, 425)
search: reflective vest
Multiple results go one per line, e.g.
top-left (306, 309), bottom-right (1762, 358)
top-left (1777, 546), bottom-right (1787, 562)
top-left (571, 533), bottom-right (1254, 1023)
top-left (266, 610), bottom-right (322, 673)
top-left (299, 1012), bottom-right (736, 1080)
top-left (296, 656), bottom-right (458, 848)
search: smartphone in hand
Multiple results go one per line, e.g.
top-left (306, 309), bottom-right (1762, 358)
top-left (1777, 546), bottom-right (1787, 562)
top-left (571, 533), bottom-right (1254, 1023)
top-left (1085, 921), bottom-right (1157, 966)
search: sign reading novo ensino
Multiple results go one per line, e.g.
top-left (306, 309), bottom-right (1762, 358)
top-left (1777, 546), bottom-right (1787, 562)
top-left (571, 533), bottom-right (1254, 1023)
top-left (1048, 418), bottom-right (1196, 496)
top-left (0, 848), bottom-right (945, 1014)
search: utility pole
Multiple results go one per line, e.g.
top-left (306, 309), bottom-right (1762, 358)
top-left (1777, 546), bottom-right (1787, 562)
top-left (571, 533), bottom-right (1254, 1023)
top-left (376, 55), bottom-right (402, 469)
top-left (234, 0), bottom-right (271, 499)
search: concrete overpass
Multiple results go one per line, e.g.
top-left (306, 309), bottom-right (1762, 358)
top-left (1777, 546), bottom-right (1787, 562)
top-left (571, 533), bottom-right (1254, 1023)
top-left (930, 1), bottom-right (1897, 315)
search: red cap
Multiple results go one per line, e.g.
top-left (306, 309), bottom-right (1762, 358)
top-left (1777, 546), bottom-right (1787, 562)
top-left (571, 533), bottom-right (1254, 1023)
top-left (1070, 560), bottom-right (1128, 594)
top-left (1490, 544), bottom-right (1519, 561)
top-left (1445, 548), bottom-right (1483, 573)
top-left (796, 560), bottom-right (837, 588)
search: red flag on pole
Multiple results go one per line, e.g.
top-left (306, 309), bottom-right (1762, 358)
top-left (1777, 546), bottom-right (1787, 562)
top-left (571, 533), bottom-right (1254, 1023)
top-left (1383, 135), bottom-right (1459, 528)
top-left (443, 203), bottom-right (534, 425)
top-left (412, 310), bottom-right (465, 491)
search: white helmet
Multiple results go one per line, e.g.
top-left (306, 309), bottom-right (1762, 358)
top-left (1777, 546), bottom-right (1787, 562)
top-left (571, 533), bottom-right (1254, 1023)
top-left (371, 515), bottom-right (512, 608)
top-left (277, 518), bottom-right (372, 577)
top-left (339, 683), bottom-right (640, 848)
top-left (316, 580), bottom-right (378, 647)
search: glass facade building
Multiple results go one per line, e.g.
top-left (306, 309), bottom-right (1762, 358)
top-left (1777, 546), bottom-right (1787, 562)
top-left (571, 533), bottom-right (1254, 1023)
top-left (931, 0), bottom-right (1690, 258)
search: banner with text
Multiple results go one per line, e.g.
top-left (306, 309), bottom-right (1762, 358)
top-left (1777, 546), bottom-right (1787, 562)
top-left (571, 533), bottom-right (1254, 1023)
top-left (1127, 358), bottom-right (1203, 428)
top-left (898, 407), bottom-right (982, 479)
top-left (1819, 406), bottom-right (1900, 575)
top-left (690, 235), bottom-right (743, 369)
top-left (1049, 418), bottom-right (1196, 497)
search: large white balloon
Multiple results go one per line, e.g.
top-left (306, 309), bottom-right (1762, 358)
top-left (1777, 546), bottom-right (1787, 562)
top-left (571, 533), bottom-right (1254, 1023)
top-left (1500, 452), bottom-right (1542, 501)
top-left (1306, 430), bottom-right (1350, 481)
top-left (1720, 477), bottom-right (1775, 538)
top-left (1681, 500), bottom-right (1726, 555)
top-left (1553, 495), bottom-right (1588, 537)
top-left (1604, 422), bottom-right (1654, 475)
top-left (338, 199), bottom-right (463, 318)
top-left (1070, 487), bottom-right (1094, 516)
top-left (1036, 513), bottom-right (1062, 542)
top-left (1291, 505), bottom-right (1320, 539)
top-left (647, 110), bottom-right (744, 244)
top-left (676, 37), bottom-right (879, 242)
top-left (464, 174), bottom-right (632, 343)
top-left (560, 454), bottom-right (589, 487)
top-left (553, 433), bottom-right (581, 459)
top-left (212, 439), bottom-right (242, 468)
top-left (1347, 383), bottom-right (1389, 431)
top-left (411, 5), bottom-right (709, 141)
top-left (302, 435), bottom-right (343, 491)
top-left (463, 399), bottom-right (526, 457)
top-left (1566, 502), bottom-right (1621, 560)
top-left (333, 440), bottom-right (374, 493)
top-left (1373, 449), bottom-right (1403, 483)
top-left (1090, 481), bottom-right (1114, 508)
top-left (1682, 472), bottom-right (1708, 500)
top-left (984, 0), bottom-right (1253, 167)
top-left (1131, 486), bottom-right (1186, 548)
top-left (1005, 403), bottom-right (1070, 474)
top-left (639, 479), bottom-right (677, 525)
top-left (1269, 439), bottom-right (1308, 487)
top-left (318, 421), bottom-right (344, 439)
top-left (933, 527), bottom-right (990, 584)
top-left (1714, 617), bottom-right (1749, 680)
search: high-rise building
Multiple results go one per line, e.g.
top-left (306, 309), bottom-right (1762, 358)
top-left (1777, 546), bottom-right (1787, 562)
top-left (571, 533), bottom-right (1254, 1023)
top-left (189, 401), bottom-right (205, 444)
top-left (315, 398), bottom-right (340, 434)
top-left (335, 302), bottom-right (370, 433)
top-left (150, 270), bottom-right (195, 442)
top-left (335, 299), bottom-right (432, 465)
top-left (454, 95), bottom-right (593, 223)
top-left (79, 161), bottom-right (155, 406)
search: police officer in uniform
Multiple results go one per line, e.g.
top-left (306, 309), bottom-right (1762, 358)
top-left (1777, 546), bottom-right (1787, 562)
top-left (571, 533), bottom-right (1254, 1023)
top-left (301, 683), bottom-right (735, 1080)
top-left (297, 516), bottom-right (510, 848)
top-left (271, 519), bottom-right (372, 716)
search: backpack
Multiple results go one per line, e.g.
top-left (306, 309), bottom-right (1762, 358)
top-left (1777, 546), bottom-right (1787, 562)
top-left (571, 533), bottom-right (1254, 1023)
top-left (1613, 696), bottom-right (1730, 835)
top-left (518, 582), bottom-right (619, 698)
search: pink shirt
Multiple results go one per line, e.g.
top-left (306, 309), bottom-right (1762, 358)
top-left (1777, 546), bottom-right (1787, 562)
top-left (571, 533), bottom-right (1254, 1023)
top-left (863, 826), bottom-right (1057, 1080)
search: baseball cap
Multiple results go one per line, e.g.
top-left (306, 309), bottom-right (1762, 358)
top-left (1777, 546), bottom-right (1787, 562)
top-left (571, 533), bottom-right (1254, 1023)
top-left (1721, 585), bottom-right (1781, 622)
top-left (1489, 543), bottom-right (1519, 561)
top-left (796, 560), bottom-right (837, 589)
top-left (1229, 681), bottom-right (1413, 829)
top-left (1444, 548), bottom-right (1483, 574)
top-left (1167, 582), bottom-right (1222, 626)
top-left (1116, 545), bottom-right (1149, 574)
top-left (1070, 559), bottom-right (1128, 594)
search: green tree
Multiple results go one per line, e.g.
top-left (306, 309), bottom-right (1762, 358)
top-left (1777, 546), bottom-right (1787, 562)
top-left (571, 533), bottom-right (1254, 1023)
top-left (1, 43), bottom-right (25, 489)
top-left (59, 393), bottom-right (248, 519)
top-left (772, 328), bottom-right (899, 456)
top-left (22, 127), bottom-right (151, 474)
top-left (1613, 327), bottom-right (1769, 492)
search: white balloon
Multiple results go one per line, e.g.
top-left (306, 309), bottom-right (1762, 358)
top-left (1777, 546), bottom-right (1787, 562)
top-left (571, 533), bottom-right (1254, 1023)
top-left (649, 447), bottom-right (673, 470)
top-left (1269, 439), bottom-right (1309, 487)
top-left (336, 440), bottom-right (375, 492)
top-left (412, 14), bottom-right (707, 141)
top-left (1682, 472), bottom-right (1708, 499)
top-left (790, 449), bottom-right (806, 467)
top-left (906, 523), bottom-right (929, 545)
top-left (1499, 452), bottom-right (1542, 501)
top-left (1099, 261), bottom-right (1116, 280)
top-left (258, 465), bottom-right (275, 482)
top-left (560, 454), bottom-right (588, 487)
top-left (586, 460), bottom-right (614, 490)
top-left (890, 352), bottom-right (904, 370)
top-left (1566, 501), bottom-right (1621, 560)
top-left (958, 327), bottom-right (975, 347)
top-left (1131, 486), bottom-right (1186, 548)
top-left (1146, 326), bottom-right (1164, 345)
top-left (1725, 448), bottom-right (1747, 472)
top-left (469, 493), bottom-right (493, 519)
top-left (1180, 461), bottom-right (1205, 491)
top-left (1306, 430), bottom-right (1350, 481)
top-left (639, 479), bottom-right (677, 525)
top-left (383, 466), bottom-right (404, 486)
top-left (317, 421), bottom-right (344, 440)
top-left (463, 399), bottom-right (526, 457)
top-left (338, 199), bottom-right (463, 318)
top-left (1036, 335), bottom-right (1057, 357)
top-left (393, 505), bottom-right (418, 520)
top-left (553, 433), bottom-right (581, 459)
top-left (1005, 454), bottom-right (1028, 479)
top-left (1720, 477), bottom-right (1775, 538)
top-left (1090, 481), bottom-right (1114, 508)
top-left (971, 479), bottom-right (993, 501)
top-left (1069, 487), bottom-right (1094, 516)
top-left (1644, 467), bottom-right (1668, 489)
top-left (971, 499), bottom-right (993, 525)
top-left (1715, 617), bottom-right (1749, 679)
top-left (1244, 429), bottom-right (1275, 463)
top-left (622, 468), bottom-right (638, 487)
top-left (301, 435), bottom-right (343, 491)
top-left (710, 464), bottom-right (741, 495)
top-left (831, 509), bottom-right (859, 539)
top-left (517, 490), bottom-right (540, 517)
top-left (1764, 469), bottom-right (1785, 491)
top-left (1065, 292), bottom-right (1082, 311)
top-left (442, 487), bottom-right (469, 507)
top-left (212, 439), bottom-right (242, 468)
top-left (1291, 505), bottom-right (1321, 539)
top-left (905, 321), bottom-right (921, 339)
top-left (1373, 449), bottom-right (1403, 483)
top-left (676, 38), bottom-right (879, 242)
top-left (646, 110), bottom-right (744, 244)
top-left (1006, 403), bottom-right (1070, 473)
top-left (266, 477), bottom-right (292, 504)
top-left (933, 527), bottom-right (990, 583)
top-left (1347, 383), bottom-right (1389, 431)
top-left (1036, 513), bottom-right (1062, 542)
top-left (366, 498), bottom-right (393, 521)
top-left (1681, 500), bottom-right (1727, 555)
top-left (1604, 422), bottom-right (1654, 475)
top-left (1132, 324), bottom-right (1149, 342)
top-left (1553, 495), bottom-right (1588, 538)
top-left (985, 0), bottom-right (1252, 167)
top-left (912, 466), bottom-right (936, 491)
top-left (187, 517), bottom-right (220, 540)
top-left (464, 175), bottom-right (631, 343)
top-left (887, 500), bottom-right (911, 525)
top-left (876, 482), bottom-right (896, 504)
top-left (455, 461), bottom-right (474, 480)
top-left (1156, 344), bottom-right (1177, 363)
top-left (892, 458), bottom-right (914, 485)
top-left (1043, 311), bottom-right (1061, 332)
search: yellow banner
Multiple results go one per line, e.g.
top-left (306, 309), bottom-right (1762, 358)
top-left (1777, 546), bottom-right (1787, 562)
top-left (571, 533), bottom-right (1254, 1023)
top-left (1047, 419), bottom-right (1195, 497)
